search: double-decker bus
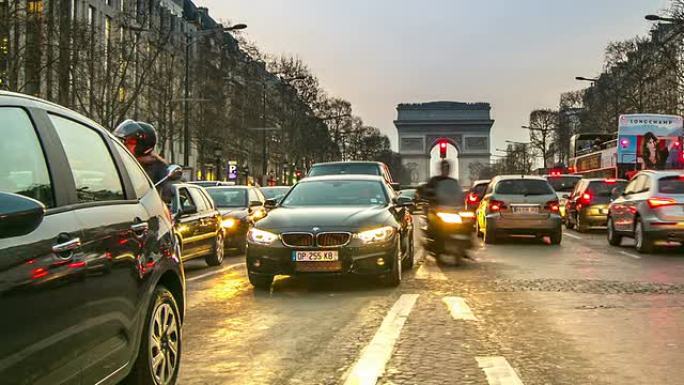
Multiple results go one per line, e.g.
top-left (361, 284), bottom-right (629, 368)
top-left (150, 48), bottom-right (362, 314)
top-left (569, 114), bottom-right (684, 179)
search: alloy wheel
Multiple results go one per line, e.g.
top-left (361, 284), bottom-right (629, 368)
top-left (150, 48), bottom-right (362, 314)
top-left (149, 303), bottom-right (179, 385)
top-left (216, 233), bottom-right (225, 264)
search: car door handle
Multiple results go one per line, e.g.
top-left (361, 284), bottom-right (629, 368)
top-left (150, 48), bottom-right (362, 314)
top-left (52, 238), bottom-right (82, 254)
top-left (131, 222), bottom-right (149, 233)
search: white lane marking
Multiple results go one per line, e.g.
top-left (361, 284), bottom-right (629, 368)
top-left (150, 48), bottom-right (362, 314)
top-left (476, 356), bottom-right (525, 385)
top-left (343, 294), bottom-right (419, 385)
top-left (619, 251), bottom-right (642, 260)
top-left (186, 262), bottom-right (243, 282)
top-left (443, 296), bottom-right (478, 321)
top-left (563, 232), bottom-right (583, 240)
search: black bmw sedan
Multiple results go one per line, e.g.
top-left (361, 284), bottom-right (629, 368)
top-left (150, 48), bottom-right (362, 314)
top-left (246, 175), bottom-right (415, 289)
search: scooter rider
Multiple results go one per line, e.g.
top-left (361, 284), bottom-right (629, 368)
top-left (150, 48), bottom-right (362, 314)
top-left (114, 120), bottom-right (168, 183)
top-left (421, 159), bottom-right (464, 207)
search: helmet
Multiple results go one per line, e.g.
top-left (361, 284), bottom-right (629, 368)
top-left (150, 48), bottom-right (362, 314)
top-left (113, 120), bottom-right (158, 157)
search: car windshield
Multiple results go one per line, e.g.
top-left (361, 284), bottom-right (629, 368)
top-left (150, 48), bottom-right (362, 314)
top-left (496, 179), bottom-right (554, 195)
top-left (309, 164), bottom-right (380, 177)
top-left (281, 180), bottom-right (387, 206)
top-left (588, 181), bottom-right (628, 197)
top-left (260, 187), bottom-right (290, 200)
top-left (658, 176), bottom-right (684, 194)
top-left (400, 189), bottom-right (416, 198)
top-left (547, 176), bottom-right (581, 192)
top-left (206, 188), bottom-right (247, 208)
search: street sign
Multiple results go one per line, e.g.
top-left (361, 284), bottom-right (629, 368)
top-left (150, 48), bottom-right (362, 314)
top-left (227, 161), bottom-right (238, 181)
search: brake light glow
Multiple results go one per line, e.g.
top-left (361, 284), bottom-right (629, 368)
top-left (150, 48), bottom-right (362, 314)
top-left (647, 197), bottom-right (677, 209)
top-left (545, 200), bottom-right (560, 212)
top-left (580, 192), bottom-right (592, 205)
top-left (467, 193), bottom-right (480, 203)
top-left (604, 179), bottom-right (617, 184)
top-left (489, 199), bottom-right (507, 212)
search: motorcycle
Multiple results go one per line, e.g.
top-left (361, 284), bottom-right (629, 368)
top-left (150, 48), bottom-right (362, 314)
top-left (421, 205), bottom-right (475, 265)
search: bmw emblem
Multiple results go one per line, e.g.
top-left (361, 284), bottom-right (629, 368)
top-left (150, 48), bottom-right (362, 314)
top-left (312, 227), bottom-right (320, 232)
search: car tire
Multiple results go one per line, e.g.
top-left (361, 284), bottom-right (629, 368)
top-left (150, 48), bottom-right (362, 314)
top-left (484, 221), bottom-right (499, 245)
top-left (384, 240), bottom-right (402, 287)
top-left (576, 213), bottom-right (587, 233)
top-left (607, 217), bottom-right (622, 246)
top-left (634, 218), bottom-right (654, 254)
top-left (248, 271), bottom-right (274, 290)
top-left (402, 235), bottom-right (415, 270)
top-left (549, 226), bottom-right (562, 245)
top-left (565, 215), bottom-right (575, 230)
top-left (124, 286), bottom-right (181, 385)
top-left (205, 231), bottom-right (225, 266)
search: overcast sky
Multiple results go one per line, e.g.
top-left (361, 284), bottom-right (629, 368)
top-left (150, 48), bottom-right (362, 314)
top-left (196, 0), bottom-right (669, 153)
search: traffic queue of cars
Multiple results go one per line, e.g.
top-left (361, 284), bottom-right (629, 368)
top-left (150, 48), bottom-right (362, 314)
top-left (464, 171), bottom-right (684, 253)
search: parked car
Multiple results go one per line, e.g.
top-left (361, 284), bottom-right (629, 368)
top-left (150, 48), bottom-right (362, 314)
top-left (246, 175), bottom-right (415, 289)
top-left (544, 174), bottom-right (581, 221)
top-left (607, 170), bottom-right (684, 253)
top-left (0, 91), bottom-right (185, 385)
top-left (205, 186), bottom-right (267, 253)
top-left (307, 161), bottom-right (399, 189)
top-left (565, 178), bottom-right (628, 232)
top-left (189, 180), bottom-right (233, 188)
top-left (259, 186), bottom-right (291, 203)
top-left (169, 183), bottom-right (226, 266)
top-left (465, 179), bottom-right (490, 212)
top-left (476, 175), bottom-right (562, 244)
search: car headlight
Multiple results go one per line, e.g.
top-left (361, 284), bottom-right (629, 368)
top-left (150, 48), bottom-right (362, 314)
top-left (221, 218), bottom-right (237, 229)
top-left (247, 228), bottom-right (278, 245)
top-left (436, 212), bottom-right (463, 224)
top-left (357, 226), bottom-right (395, 244)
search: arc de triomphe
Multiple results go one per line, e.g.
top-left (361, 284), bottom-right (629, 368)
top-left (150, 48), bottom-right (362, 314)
top-left (394, 102), bottom-right (493, 186)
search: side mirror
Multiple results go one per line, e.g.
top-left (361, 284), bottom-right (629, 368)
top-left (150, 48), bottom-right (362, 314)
top-left (395, 196), bottom-right (414, 207)
top-left (249, 200), bottom-right (264, 208)
top-left (562, 194), bottom-right (570, 199)
top-left (264, 199), bottom-right (278, 209)
top-left (0, 192), bottom-right (45, 238)
top-left (155, 164), bottom-right (183, 187)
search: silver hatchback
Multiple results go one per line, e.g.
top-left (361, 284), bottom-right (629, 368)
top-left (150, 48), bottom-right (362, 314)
top-left (476, 176), bottom-right (562, 244)
top-left (607, 170), bottom-right (684, 253)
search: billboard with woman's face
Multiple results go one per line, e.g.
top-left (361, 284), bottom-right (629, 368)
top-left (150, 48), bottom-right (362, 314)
top-left (617, 114), bottom-right (684, 176)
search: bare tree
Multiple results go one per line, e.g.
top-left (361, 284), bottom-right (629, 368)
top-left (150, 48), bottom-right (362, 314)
top-left (527, 109), bottom-right (559, 169)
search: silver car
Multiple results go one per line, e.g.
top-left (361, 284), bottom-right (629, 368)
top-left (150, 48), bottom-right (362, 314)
top-left (607, 170), bottom-right (684, 253)
top-left (476, 175), bottom-right (562, 244)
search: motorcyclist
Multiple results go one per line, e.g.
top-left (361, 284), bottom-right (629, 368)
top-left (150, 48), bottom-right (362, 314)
top-left (113, 120), bottom-right (177, 202)
top-left (114, 120), bottom-right (168, 183)
top-left (421, 160), bottom-right (464, 207)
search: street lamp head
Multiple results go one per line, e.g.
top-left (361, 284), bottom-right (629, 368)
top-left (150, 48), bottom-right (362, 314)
top-left (645, 14), bottom-right (664, 21)
top-left (225, 24), bottom-right (248, 31)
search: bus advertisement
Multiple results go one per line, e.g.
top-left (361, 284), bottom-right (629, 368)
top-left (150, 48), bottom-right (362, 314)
top-left (617, 114), bottom-right (684, 178)
top-left (569, 114), bottom-right (684, 179)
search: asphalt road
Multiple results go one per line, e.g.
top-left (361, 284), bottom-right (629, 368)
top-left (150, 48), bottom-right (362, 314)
top-left (176, 224), bottom-right (684, 385)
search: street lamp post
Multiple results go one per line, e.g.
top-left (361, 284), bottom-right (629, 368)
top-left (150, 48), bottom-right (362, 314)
top-left (183, 24), bottom-right (247, 168)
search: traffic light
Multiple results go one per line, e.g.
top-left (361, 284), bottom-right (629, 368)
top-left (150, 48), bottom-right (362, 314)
top-left (295, 169), bottom-right (303, 180)
top-left (439, 141), bottom-right (447, 158)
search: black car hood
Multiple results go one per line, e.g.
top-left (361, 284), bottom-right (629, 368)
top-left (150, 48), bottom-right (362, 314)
top-left (218, 207), bottom-right (248, 218)
top-left (257, 206), bottom-right (392, 232)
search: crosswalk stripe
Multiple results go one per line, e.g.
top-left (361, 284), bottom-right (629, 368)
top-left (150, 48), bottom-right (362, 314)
top-left (476, 356), bottom-right (525, 385)
top-left (342, 294), bottom-right (420, 385)
top-left (443, 296), bottom-right (478, 321)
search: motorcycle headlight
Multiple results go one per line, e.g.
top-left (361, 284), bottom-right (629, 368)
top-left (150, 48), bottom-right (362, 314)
top-left (357, 226), bottom-right (395, 244)
top-left (247, 228), bottom-right (278, 245)
top-left (221, 218), bottom-right (237, 229)
top-left (436, 212), bottom-right (463, 224)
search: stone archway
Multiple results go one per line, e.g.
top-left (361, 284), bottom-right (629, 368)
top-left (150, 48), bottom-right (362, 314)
top-left (427, 137), bottom-right (460, 179)
top-left (394, 102), bottom-right (494, 186)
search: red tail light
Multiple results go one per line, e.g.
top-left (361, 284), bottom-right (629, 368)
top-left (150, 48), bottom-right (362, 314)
top-left (647, 197), bottom-right (677, 209)
top-left (580, 192), bottom-right (592, 205)
top-left (489, 199), bottom-right (507, 212)
top-left (604, 179), bottom-right (617, 184)
top-left (467, 193), bottom-right (480, 203)
top-left (545, 199), bottom-right (560, 213)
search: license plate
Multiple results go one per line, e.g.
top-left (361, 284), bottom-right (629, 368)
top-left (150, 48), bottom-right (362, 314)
top-left (513, 206), bottom-right (539, 214)
top-left (293, 250), bottom-right (339, 262)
